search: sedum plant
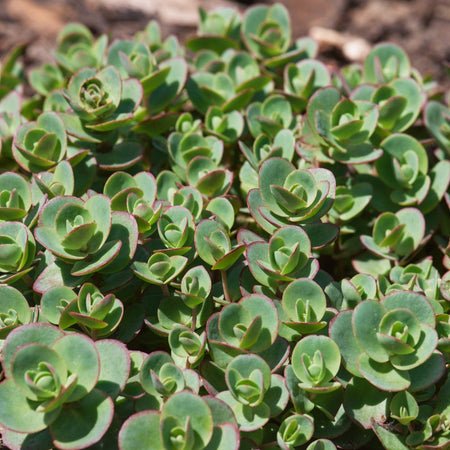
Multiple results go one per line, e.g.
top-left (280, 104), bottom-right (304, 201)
top-left (0, 4), bottom-right (448, 449)
top-left (0, 323), bottom-right (129, 449)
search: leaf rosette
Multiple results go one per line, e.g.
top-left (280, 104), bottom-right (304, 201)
top-left (352, 77), bottom-right (422, 134)
top-left (50, 283), bottom-right (124, 339)
top-left (247, 94), bottom-right (294, 138)
top-left (169, 325), bottom-right (207, 368)
top-left (390, 390), bottom-right (419, 425)
top-left (32, 160), bottom-right (75, 200)
top-left (158, 206), bottom-right (195, 253)
top-left (119, 391), bottom-right (239, 450)
top-left (132, 251), bottom-right (187, 285)
top-left (362, 42), bottom-right (411, 84)
top-left (0, 221), bottom-right (35, 283)
top-left (277, 414), bottom-right (314, 449)
top-left (0, 324), bottom-right (115, 448)
top-left (240, 129), bottom-right (295, 172)
top-left (242, 4), bottom-right (291, 61)
top-left (186, 156), bottom-right (234, 198)
top-left (281, 278), bottom-right (327, 335)
top-left (104, 171), bottom-right (162, 235)
top-left (12, 111), bottom-right (67, 173)
top-left (0, 171), bottom-right (32, 221)
top-left (227, 51), bottom-right (273, 94)
top-left (107, 39), bottom-right (158, 92)
top-left (54, 23), bottom-right (108, 74)
top-left (330, 291), bottom-right (444, 391)
top-left (61, 65), bottom-right (142, 134)
top-left (187, 7), bottom-right (241, 54)
top-left (187, 70), bottom-right (254, 115)
top-left (373, 134), bottom-right (450, 209)
top-left (171, 186), bottom-right (204, 220)
top-left (168, 131), bottom-right (223, 180)
top-left (283, 59), bottom-right (330, 112)
top-left (388, 258), bottom-right (441, 301)
top-left (206, 294), bottom-right (286, 369)
top-left (239, 130), bottom-right (295, 196)
top-left (307, 87), bottom-right (381, 163)
top-left (204, 106), bottom-right (244, 143)
top-left (198, 7), bottom-right (241, 39)
top-left (246, 226), bottom-right (316, 291)
top-left (339, 273), bottom-right (378, 310)
top-left (179, 265), bottom-right (212, 308)
top-left (0, 285), bottom-right (32, 338)
top-left (360, 207), bottom-right (425, 261)
top-left (35, 194), bottom-right (137, 275)
top-left (291, 335), bottom-right (342, 392)
top-left (139, 351), bottom-right (195, 399)
top-left (249, 157), bottom-right (335, 230)
top-left (195, 219), bottom-right (245, 270)
top-left (217, 354), bottom-right (289, 431)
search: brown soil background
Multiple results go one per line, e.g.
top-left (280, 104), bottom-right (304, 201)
top-left (1, 0), bottom-right (449, 88)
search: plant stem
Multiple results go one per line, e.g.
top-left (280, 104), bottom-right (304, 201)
top-left (161, 284), bottom-right (169, 297)
top-left (221, 269), bottom-right (232, 303)
top-left (191, 307), bottom-right (197, 331)
top-left (22, 274), bottom-right (34, 289)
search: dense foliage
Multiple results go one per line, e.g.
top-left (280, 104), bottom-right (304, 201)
top-left (0, 3), bottom-right (449, 449)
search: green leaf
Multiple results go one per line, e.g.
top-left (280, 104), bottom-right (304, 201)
top-left (291, 335), bottom-right (341, 386)
top-left (0, 379), bottom-right (61, 433)
top-left (343, 377), bottom-right (390, 429)
top-left (330, 312), bottom-right (364, 377)
top-left (161, 391), bottom-right (214, 448)
top-left (353, 300), bottom-right (390, 362)
top-left (2, 324), bottom-right (64, 378)
top-left (217, 390), bottom-right (270, 431)
top-left (2, 427), bottom-right (54, 450)
top-left (264, 374), bottom-right (290, 417)
top-left (357, 353), bottom-right (410, 391)
top-left (408, 352), bottom-right (446, 391)
top-left (50, 389), bottom-right (114, 450)
top-left (95, 340), bottom-right (130, 399)
top-left (389, 325), bottom-right (438, 370)
top-left (70, 240), bottom-right (122, 276)
top-left (372, 420), bottom-right (409, 450)
top-left (277, 414), bottom-right (314, 447)
top-left (52, 334), bottom-right (100, 402)
top-left (390, 390), bottom-right (419, 424)
top-left (363, 43), bottom-right (410, 83)
top-left (119, 411), bottom-right (163, 450)
top-left (11, 343), bottom-right (67, 402)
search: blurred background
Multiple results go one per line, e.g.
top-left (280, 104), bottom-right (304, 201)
top-left (1, 0), bottom-right (449, 85)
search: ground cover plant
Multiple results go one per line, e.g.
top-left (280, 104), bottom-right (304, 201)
top-left (0, 3), bottom-right (449, 449)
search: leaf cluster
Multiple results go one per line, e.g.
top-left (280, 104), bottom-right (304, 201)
top-left (0, 3), bottom-right (448, 449)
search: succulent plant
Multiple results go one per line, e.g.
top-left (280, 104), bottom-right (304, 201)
top-left (61, 65), bottom-right (143, 138)
top-left (12, 111), bottom-right (67, 172)
top-left (0, 221), bottom-right (35, 283)
top-left (0, 323), bottom-right (128, 449)
top-left (0, 171), bottom-right (32, 220)
top-left (241, 3), bottom-right (291, 61)
top-left (0, 285), bottom-right (32, 337)
top-left (54, 23), bottom-right (108, 74)
top-left (34, 194), bottom-right (138, 276)
top-left (330, 291), bottom-right (445, 391)
top-left (0, 4), bottom-right (448, 449)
